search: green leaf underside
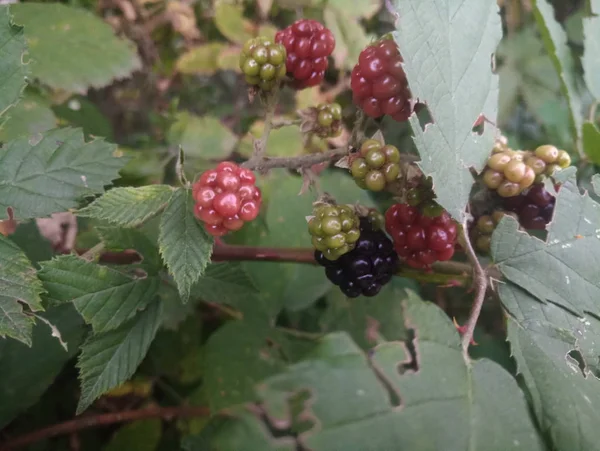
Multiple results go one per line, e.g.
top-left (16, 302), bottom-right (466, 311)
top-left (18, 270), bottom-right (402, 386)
top-left (0, 6), bottom-right (28, 123)
top-left (12, 3), bottom-right (141, 93)
top-left (78, 185), bottom-right (174, 228)
top-left (167, 112), bottom-right (238, 160)
top-left (584, 0), bottom-right (600, 100)
top-left (38, 254), bottom-right (159, 334)
top-left (0, 304), bottom-right (85, 429)
top-left (393, 0), bottom-right (501, 221)
top-left (0, 127), bottom-right (124, 220)
top-left (76, 299), bottom-right (162, 413)
top-left (158, 188), bottom-right (214, 303)
top-left (0, 234), bottom-right (44, 346)
top-left (492, 179), bottom-right (600, 318)
top-left (532, 0), bottom-right (583, 145)
top-left (501, 283), bottom-right (600, 451)
top-left (583, 121), bottom-right (600, 165)
top-left (200, 299), bottom-right (543, 450)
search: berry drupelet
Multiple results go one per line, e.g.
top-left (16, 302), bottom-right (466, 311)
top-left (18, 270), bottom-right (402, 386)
top-left (502, 183), bottom-right (556, 230)
top-left (385, 202), bottom-right (457, 269)
top-left (239, 37), bottom-right (287, 91)
top-left (351, 37), bottom-right (412, 122)
top-left (193, 162), bottom-right (262, 237)
top-left (315, 217), bottom-right (399, 297)
top-left (308, 204), bottom-right (361, 260)
top-left (275, 19), bottom-right (335, 89)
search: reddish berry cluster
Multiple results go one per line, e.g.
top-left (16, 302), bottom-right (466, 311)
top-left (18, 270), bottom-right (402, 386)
top-left (385, 203), bottom-right (457, 269)
top-left (275, 19), bottom-right (335, 89)
top-left (502, 183), bottom-right (556, 230)
top-left (193, 162), bottom-right (261, 237)
top-left (351, 38), bottom-right (412, 122)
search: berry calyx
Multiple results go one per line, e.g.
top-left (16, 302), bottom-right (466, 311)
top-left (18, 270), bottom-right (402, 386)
top-left (350, 139), bottom-right (401, 192)
top-left (385, 203), bottom-right (457, 269)
top-left (275, 19), bottom-right (335, 90)
top-left (308, 204), bottom-right (361, 260)
top-left (239, 37), bottom-right (287, 91)
top-left (315, 217), bottom-right (399, 297)
top-left (193, 162), bottom-right (262, 237)
top-left (351, 38), bottom-right (412, 122)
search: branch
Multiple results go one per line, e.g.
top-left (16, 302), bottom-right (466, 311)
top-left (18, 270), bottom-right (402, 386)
top-left (243, 145), bottom-right (350, 172)
top-left (458, 221), bottom-right (489, 357)
top-left (0, 405), bottom-right (210, 451)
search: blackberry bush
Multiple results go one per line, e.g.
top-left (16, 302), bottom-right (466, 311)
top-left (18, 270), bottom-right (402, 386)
top-left (315, 217), bottom-right (399, 297)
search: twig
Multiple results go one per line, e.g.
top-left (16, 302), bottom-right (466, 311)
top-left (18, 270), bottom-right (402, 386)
top-left (458, 221), bottom-right (489, 357)
top-left (243, 146), bottom-right (350, 171)
top-left (242, 92), bottom-right (278, 171)
top-left (0, 405), bottom-right (210, 451)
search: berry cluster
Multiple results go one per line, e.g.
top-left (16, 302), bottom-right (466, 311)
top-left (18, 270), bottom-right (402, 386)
top-left (385, 203), bottom-right (457, 269)
top-left (483, 138), bottom-right (571, 198)
top-left (239, 37), bottom-right (287, 91)
top-left (315, 217), bottom-right (398, 297)
top-left (313, 103), bottom-right (343, 138)
top-left (308, 204), bottom-right (360, 260)
top-left (193, 162), bottom-right (262, 237)
top-left (350, 139), bottom-right (401, 192)
top-left (503, 183), bottom-right (556, 230)
top-left (275, 19), bottom-right (335, 90)
top-left (471, 210), bottom-right (515, 254)
top-left (351, 37), bottom-right (412, 122)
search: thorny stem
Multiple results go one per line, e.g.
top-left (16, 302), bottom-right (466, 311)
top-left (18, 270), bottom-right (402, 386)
top-left (242, 92), bottom-right (278, 170)
top-left (458, 222), bottom-right (489, 357)
top-left (243, 146), bottom-right (351, 171)
top-left (0, 405), bottom-right (210, 451)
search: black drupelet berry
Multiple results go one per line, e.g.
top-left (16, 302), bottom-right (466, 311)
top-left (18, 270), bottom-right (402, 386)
top-left (315, 218), bottom-right (399, 298)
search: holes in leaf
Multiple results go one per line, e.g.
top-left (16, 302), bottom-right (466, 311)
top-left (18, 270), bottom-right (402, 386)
top-left (567, 349), bottom-right (586, 377)
top-left (397, 327), bottom-right (418, 375)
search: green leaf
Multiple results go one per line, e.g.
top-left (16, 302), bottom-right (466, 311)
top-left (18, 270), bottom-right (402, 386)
top-left (238, 121), bottom-right (306, 158)
top-left (96, 226), bottom-right (162, 273)
top-left (38, 255), bottom-right (160, 334)
top-left (583, 121), bottom-right (600, 165)
top-left (202, 316), bottom-right (289, 412)
top-left (10, 220), bottom-right (54, 265)
top-left (0, 304), bottom-right (85, 429)
top-left (77, 299), bottom-right (162, 414)
top-left (214, 2), bottom-right (254, 45)
top-left (0, 127), bottom-right (125, 220)
top-left (158, 188), bottom-right (214, 303)
top-left (204, 299), bottom-right (544, 450)
top-left (492, 178), bottom-right (600, 318)
top-left (0, 90), bottom-right (57, 142)
top-left (583, 0), bottom-right (600, 100)
top-left (12, 3), bottom-right (141, 93)
top-left (324, 7), bottom-right (371, 71)
top-left (532, 0), bottom-right (583, 148)
top-left (392, 0), bottom-right (502, 221)
top-left (78, 185), bottom-right (174, 228)
top-left (104, 419), bottom-right (162, 451)
top-left (191, 262), bottom-right (258, 308)
top-left (53, 96), bottom-right (114, 140)
top-left (501, 283), bottom-right (600, 451)
top-left (176, 43), bottom-right (228, 75)
top-left (326, 0), bottom-right (381, 18)
top-left (0, 6), bottom-right (28, 124)
top-left (0, 234), bottom-right (44, 346)
top-left (167, 112), bottom-right (238, 160)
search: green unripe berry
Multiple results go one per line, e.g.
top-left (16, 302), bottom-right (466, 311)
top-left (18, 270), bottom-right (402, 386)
top-left (535, 145), bottom-right (559, 163)
top-left (330, 103), bottom-right (342, 120)
top-left (312, 236), bottom-right (327, 251)
top-left (504, 160), bottom-right (527, 183)
top-left (325, 244), bottom-right (350, 260)
top-left (487, 152), bottom-right (512, 171)
top-left (242, 58), bottom-right (260, 76)
top-left (364, 171), bottom-right (386, 191)
top-left (497, 180), bottom-right (520, 198)
top-left (476, 235), bottom-right (492, 253)
top-left (476, 215), bottom-right (495, 234)
top-left (421, 201), bottom-right (444, 217)
top-left (260, 64), bottom-right (276, 81)
top-left (406, 187), bottom-right (423, 206)
top-left (545, 163), bottom-right (560, 176)
top-left (346, 228), bottom-right (361, 243)
top-left (382, 145), bottom-right (400, 163)
top-left (519, 166), bottom-right (535, 190)
top-left (325, 233), bottom-right (346, 249)
top-left (259, 80), bottom-right (275, 91)
top-left (483, 169), bottom-right (503, 189)
top-left (525, 156), bottom-right (546, 175)
top-left (365, 149), bottom-right (386, 169)
top-left (252, 46), bottom-right (269, 65)
top-left (318, 110), bottom-right (334, 127)
top-left (382, 162), bottom-right (400, 182)
top-left (360, 139), bottom-right (381, 157)
top-left (557, 150), bottom-right (571, 168)
top-left (339, 214), bottom-right (356, 231)
top-left (367, 210), bottom-right (385, 230)
top-left (350, 158), bottom-right (369, 179)
top-left (308, 217), bottom-right (323, 237)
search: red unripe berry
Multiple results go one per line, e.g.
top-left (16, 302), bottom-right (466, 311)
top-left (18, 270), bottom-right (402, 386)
top-left (192, 162), bottom-right (262, 237)
top-left (276, 19), bottom-right (335, 90)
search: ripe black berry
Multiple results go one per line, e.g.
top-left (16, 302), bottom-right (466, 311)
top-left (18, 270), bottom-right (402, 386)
top-left (315, 218), bottom-right (399, 297)
top-left (502, 183), bottom-right (556, 230)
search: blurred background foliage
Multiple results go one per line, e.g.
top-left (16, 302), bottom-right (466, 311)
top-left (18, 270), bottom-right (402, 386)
top-left (0, 0), bottom-right (597, 449)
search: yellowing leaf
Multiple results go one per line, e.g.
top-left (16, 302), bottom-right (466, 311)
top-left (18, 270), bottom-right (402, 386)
top-left (176, 43), bottom-right (227, 75)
